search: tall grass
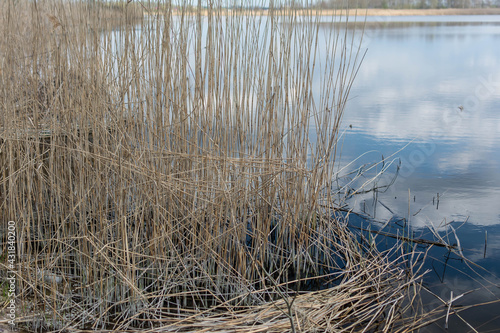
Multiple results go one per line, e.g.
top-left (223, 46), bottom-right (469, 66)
top-left (1, 0), bottom-right (441, 331)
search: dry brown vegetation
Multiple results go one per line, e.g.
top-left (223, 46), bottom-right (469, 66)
top-left (314, 7), bottom-right (500, 15)
top-left (357, 7), bottom-right (500, 15)
top-left (171, 7), bottom-right (500, 16)
top-left (0, 0), bottom-right (446, 331)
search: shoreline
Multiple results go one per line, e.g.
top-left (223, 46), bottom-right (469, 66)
top-left (338, 8), bottom-right (500, 16)
top-left (163, 7), bottom-right (500, 17)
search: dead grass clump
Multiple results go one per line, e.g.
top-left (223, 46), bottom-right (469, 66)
top-left (151, 246), bottom-right (430, 332)
top-left (2, 70), bottom-right (112, 132)
top-left (1, 0), bottom-right (444, 331)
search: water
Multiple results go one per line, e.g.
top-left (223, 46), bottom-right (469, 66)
top-left (336, 16), bottom-right (500, 226)
top-left (334, 15), bottom-right (500, 331)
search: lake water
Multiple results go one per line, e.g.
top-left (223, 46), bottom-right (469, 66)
top-left (335, 15), bottom-right (500, 332)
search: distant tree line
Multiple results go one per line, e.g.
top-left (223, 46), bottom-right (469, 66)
top-left (315, 0), bottom-right (500, 9)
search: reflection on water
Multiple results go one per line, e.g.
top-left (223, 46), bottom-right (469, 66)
top-left (335, 15), bottom-right (500, 332)
top-left (337, 15), bottom-right (500, 228)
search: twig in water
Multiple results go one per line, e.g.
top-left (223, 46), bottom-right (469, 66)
top-left (445, 290), bottom-right (476, 332)
top-left (484, 230), bottom-right (488, 259)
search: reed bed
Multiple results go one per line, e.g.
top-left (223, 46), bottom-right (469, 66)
top-left (1, 0), bottom-right (443, 331)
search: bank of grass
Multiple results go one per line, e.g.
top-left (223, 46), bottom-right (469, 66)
top-left (165, 7), bottom-right (500, 16)
top-left (317, 7), bottom-right (500, 16)
top-left (1, 0), bottom-right (444, 331)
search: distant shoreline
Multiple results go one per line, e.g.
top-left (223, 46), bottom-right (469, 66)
top-left (166, 8), bottom-right (500, 17)
top-left (337, 8), bottom-right (500, 16)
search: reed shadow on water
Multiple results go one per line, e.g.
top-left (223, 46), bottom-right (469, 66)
top-left (0, 0), bottom-right (465, 331)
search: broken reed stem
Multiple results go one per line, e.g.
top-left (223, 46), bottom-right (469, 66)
top-left (484, 230), bottom-right (487, 258)
top-left (0, 0), bottom-right (442, 331)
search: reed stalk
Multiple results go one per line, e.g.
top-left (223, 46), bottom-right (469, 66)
top-left (0, 0), bottom-right (443, 331)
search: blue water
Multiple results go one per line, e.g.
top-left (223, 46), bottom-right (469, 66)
top-left (333, 15), bottom-right (500, 331)
top-left (334, 16), bottom-right (500, 228)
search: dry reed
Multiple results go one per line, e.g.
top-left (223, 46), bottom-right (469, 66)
top-left (1, 0), bottom-right (444, 331)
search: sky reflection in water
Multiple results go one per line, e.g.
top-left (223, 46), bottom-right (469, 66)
top-left (333, 16), bottom-right (500, 228)
top-left (322, 16), bottom-right (500, 332)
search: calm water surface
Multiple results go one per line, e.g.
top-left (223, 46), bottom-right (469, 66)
top-left (337, 16), bottom-right (500, 228)
top-left (335, 15), bottom-right (500, 332)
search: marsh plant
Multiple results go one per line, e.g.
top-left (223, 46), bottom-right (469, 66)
top-left (1, 0), bottom-right (441, 331)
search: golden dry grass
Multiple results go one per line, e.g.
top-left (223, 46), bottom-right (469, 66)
top-left (0, 0), bottom-right (447, 331)
top-left (319, 8), bottom-right (500, 16)
top-left (168, 7), bottom-right (500, 16)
